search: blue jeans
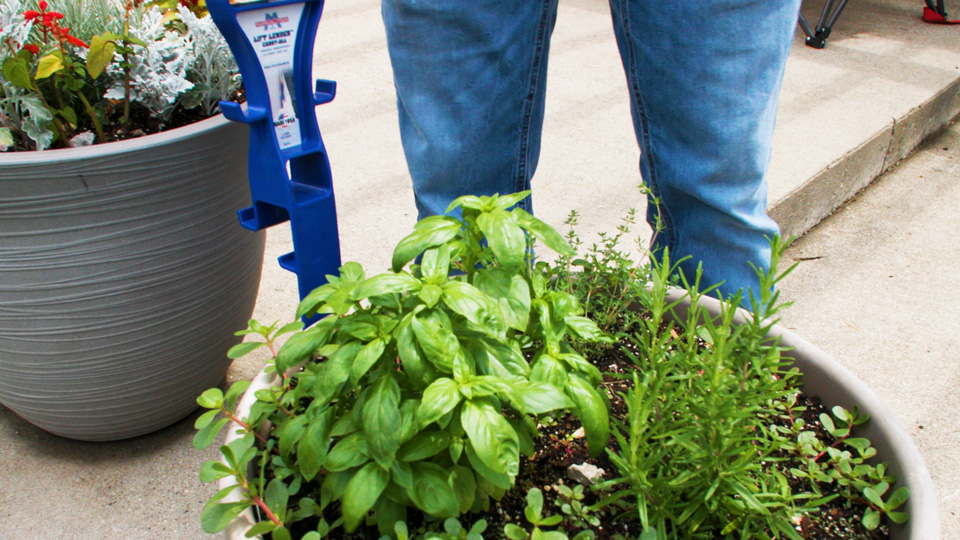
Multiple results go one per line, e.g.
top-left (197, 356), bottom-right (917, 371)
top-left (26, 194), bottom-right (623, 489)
top-left (382, 0), bottom-right (800, 298)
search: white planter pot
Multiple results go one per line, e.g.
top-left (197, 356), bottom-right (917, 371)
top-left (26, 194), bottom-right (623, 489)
top-left (218, 289), bottom-right (940, 539)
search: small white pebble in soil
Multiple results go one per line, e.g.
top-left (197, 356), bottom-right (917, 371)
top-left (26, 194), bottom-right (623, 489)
top-left (572, 427), bottom-right (585, 439)
top-left (567, 463), bottom-right (605, 485)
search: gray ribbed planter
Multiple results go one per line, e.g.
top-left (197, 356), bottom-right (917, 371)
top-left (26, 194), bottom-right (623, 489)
top-left (218, 289), bottom-right (940, 540)
top-left (0, 115), bottom-right (265, 441)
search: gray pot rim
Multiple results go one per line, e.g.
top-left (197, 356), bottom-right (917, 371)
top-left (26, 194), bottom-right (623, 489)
top-left (218, 288), bottom-right (941, 540)
top-left (0, 114), bottom-right (229, 165)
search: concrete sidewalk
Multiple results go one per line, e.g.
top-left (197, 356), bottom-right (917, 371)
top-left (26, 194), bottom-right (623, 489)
top-left (1, 0), bottom-right (958, 538)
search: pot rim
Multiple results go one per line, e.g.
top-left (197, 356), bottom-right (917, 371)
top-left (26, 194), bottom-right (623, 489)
top-left (0, 114), bottom-right (230, 165)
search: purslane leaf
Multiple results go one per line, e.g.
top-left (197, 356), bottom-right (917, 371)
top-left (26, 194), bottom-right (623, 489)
top-left (200, 499), bottom-right (250, 534)
top-left (226, 341), bottom-right (265, 360)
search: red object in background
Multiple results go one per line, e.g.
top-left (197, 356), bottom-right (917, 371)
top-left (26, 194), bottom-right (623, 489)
top-left (922, 6), bottom-right (960, 23)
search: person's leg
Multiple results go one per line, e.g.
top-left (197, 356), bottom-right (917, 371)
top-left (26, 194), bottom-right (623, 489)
top-left (382, 0), bottom-right (559, 219)
top-left (609, 0), bottom-right (800, 298)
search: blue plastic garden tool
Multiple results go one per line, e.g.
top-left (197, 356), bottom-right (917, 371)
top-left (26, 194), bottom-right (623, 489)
top-left (206, 0), bottom-right (340, 316)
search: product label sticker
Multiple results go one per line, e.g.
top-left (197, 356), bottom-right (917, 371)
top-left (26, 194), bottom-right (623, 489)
top-left (236, 3), bottom-right (304, 151)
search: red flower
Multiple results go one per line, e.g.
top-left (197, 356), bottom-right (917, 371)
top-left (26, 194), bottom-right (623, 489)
top-left (65, 34), bottom-right (88, 48)
top-left (42, 11), bottom-right (64, 23)
top-left (38, 1), bottom-right (47, 10)
top-left (23, 10), bottom-right (40, 21)
top-left (21, 43), bottom-right (39, 55)
top-left (50, 26), bottom-right (87, 48)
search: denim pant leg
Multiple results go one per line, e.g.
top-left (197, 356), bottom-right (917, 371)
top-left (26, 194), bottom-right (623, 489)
top-left (381, 0), bottom-right (559, 220)
top-left (609, 0), bottom-right (800, 298)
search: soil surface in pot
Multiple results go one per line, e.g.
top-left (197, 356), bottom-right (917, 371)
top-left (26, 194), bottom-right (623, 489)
top-left (456, 341), bottom-right (892, 540)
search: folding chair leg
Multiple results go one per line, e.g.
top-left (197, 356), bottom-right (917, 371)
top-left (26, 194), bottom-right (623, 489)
top-left (799, 0), bottom-right (853, 49)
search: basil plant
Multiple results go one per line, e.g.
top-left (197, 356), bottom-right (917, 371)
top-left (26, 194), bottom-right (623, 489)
top-left (196, 192), bottom-right (614, 539)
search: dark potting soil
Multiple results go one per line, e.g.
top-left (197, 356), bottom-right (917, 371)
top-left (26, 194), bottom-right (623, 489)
top-left (447, 341), bottom-right (890, 540)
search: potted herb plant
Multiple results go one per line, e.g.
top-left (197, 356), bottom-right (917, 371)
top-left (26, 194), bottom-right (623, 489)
top-left (0, 0), bottom-right (264, 441)
top-left (195, 193), bottom-right (938, 540)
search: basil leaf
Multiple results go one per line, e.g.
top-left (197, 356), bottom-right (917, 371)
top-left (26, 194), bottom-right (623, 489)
top-left (324, 433), bottom-right (369, 472)
top-left (396, 313), bottom-right (436, 388)
top-left (475, 270), bottom-right (531, 332)
top-left (448, 465), bottom-right (477, 514)
top-left (446, 194), bottom-right (485, 213)
top-left (398, 399), bottom-right (421, 444)
top-left (442, 280), bottom-right (506, 337)
top-left (320, 469), bottom-right (354, 509)
top-left (477, 208), bottom-right (527, 271)
top-left (275, 321), bottom-right (334, 374)
top-left (417, 378), bottom-right (461, 428)
top-left (420, 246), bottom-right (451, 284)
top-left (351, 337), bottom-right (387, 385)
top-left (342, 462), bottom-right (390, 532)
top-left (393, 216), bottom-right (462, 272)
top-left (338, 314), bottom-right (380, 341)
top-left (468, 338), bottom-right (530, 379)
top-left (409, 462), bottom-right (459, 518)
top-left (511, 381), bottom-right (573, 415)
top-left (398, 430), bottom-right (451, 462)
top-left (513, 207), bottom-right (575, 257)
top-left (492, 190), bottom-right (531, 210)
top-left (351, 272), bottom-right (422, 301)
top-left (530, 353), bottom-right (569, 389)
top-left (362, 374), bottom-right (402, 469)
top-left (565, 374), bottom-right (610, 457)
top-left (419, 283), bottom-right (442, 308)
top-left (460, 398), bottom-right (520, 476)
top-left (564, 315), bottom-right (614, 343)
top-left (277, 414), bottom-right (308, 461)
top-left (299, 407), bottom-right (335, 481)
top-left (464, 439), bottom-right (512, 491)
top-left (411, 313), bottom-right (458, 373)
